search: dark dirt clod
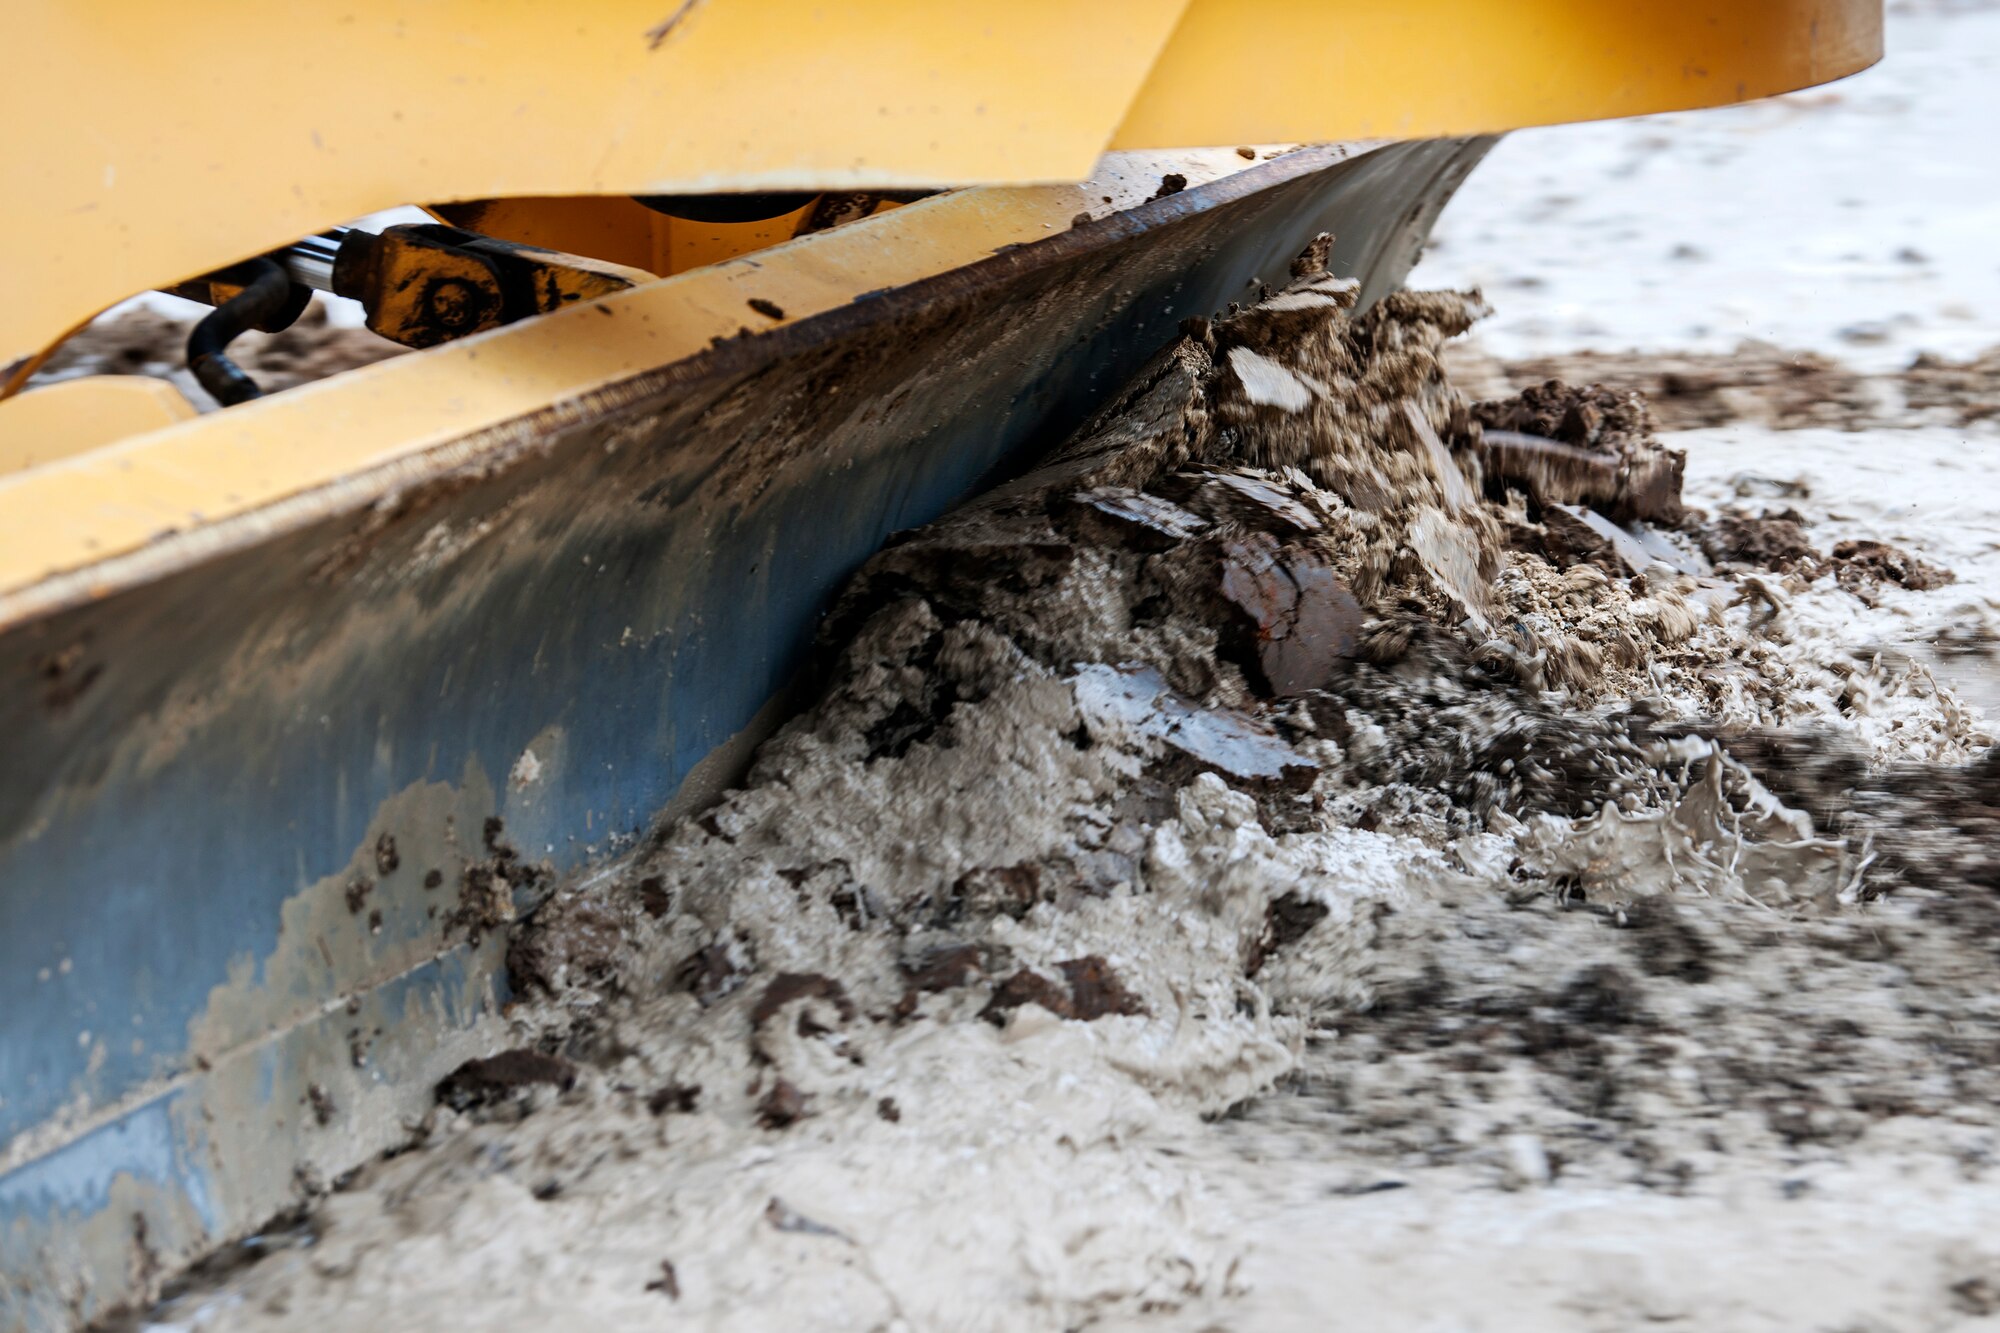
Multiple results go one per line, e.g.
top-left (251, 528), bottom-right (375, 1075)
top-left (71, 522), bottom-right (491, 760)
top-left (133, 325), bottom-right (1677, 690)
top-left (1616, 898), bottom-right (1714, 983)
top-left (422, 869), bottom-right (444, 890)
top-left (877, 1097), bottom-right (902, 1123)
top-left (645, 1260), bottom-right (682, 1300)
top-left (943, 864), bottom-right (1047, 922)
top-left (1555, 964), bottom-right (1646, 1030)
top-left (757, 1079), bottom-right (808, 1129)
top-left (436, 1049), bottom-right (577, 1111)
top-left (1830, 539), bottom-right (1954, 599)
top-left (1466, 341), bottom-right (2000, 432)
top-left (747, 298), bottom-right (785, 321)
top-left (1151, 173), bottom-right (1188, 200)
top-left (1058, 955), bottom-right (1147, 1020)
top-left (981, 969), bottom-right (1076, 1023)
top-left (751, 973), bottom-right (857, 1033)
top-left (305, 1084), bottom-right (335, 1127)
top-left (1247, 893), bottom-right (1333, 975)
top-left (1952, 1277), bottom-right (2000, 1317)
top-left (1217, 532), bottom-right (1362, 696)
top-left (1700, 513), bottom-right (1821, 572)
top-left (452, 822), bottom-right (549, 947)
top-left (1534, 502), bottom-right (1626, 574)
top-left (981, 957), bottom-right (1145, 1023)
top-left (373, 833), bottom-right (400, 877)
top-left (647, 1082), bottom-right (702, 1116)
top-left (900, 944), bottom-right (984, 994)
top-left (1475, 381), bottom-right (1684, 523)
top-left (343, 879), bottom-right (372, 914)
top-left (636, 875), bottom-right (673, 918)
top-left (1068, 487), bottom-right (1209, 550)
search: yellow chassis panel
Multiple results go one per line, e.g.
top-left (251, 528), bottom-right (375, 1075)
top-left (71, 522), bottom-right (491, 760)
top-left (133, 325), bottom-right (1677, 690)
top-left (0, 149), bottom-right (1272, 616)
top-left (1118, 0), bottom-right (1883, 146)
top-left (3, 1), bottom-right (1878, 363)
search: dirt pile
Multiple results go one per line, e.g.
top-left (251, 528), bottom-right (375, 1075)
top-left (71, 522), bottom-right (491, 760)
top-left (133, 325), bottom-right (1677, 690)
top-left (1447, 338), bottom-right (2000, 432)
top-left (119, 249), bottom-right (1997, 1333)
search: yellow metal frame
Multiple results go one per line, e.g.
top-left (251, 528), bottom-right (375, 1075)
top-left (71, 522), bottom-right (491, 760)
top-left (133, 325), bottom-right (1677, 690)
top-left (3, 1), bottom-right (1879, 363)
top-left (0, 377), bottom-right (194, 476)
top-left (0, 149), bottom-right (1272, 615)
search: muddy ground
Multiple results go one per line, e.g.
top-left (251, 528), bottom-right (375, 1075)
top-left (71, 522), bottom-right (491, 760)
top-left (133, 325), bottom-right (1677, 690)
top-left (106, 228), bottom-right (2000, 1332)
top-left (23, 300), bottom-right (402, 410)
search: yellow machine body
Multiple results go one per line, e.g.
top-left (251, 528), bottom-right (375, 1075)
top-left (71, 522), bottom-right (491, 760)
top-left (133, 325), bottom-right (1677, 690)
top-left (4, 0), bottom-right (1880, 365)
top-left (0, 6), bottom-right (1882, 1328)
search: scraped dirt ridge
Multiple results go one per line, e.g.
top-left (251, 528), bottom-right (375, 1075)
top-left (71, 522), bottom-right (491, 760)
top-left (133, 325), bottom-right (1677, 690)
top-left (1448, 338), bottom-right (2000, 433)
top-left (121, 249), bottom-right (2000, 1332)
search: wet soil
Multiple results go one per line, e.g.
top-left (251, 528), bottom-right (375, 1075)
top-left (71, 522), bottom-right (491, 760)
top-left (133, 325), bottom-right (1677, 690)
top-left (25, 301), bottom-right (402, 411)
top-left (109, 252), bottom-right (2000, 1332)
top-left (1448, 338), bottom-right (2000, 433)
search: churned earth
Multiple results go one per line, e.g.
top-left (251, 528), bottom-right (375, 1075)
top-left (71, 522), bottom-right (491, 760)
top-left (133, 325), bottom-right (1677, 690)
top-left (109, 228), bottom-right (2000, 1330)
top-left (110, 7), bottom-right (2000, 1329)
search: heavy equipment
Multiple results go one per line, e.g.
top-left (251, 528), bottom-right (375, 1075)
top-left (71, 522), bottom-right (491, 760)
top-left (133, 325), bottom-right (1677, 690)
top-left (0, 4), bottom-right (1879, 1326)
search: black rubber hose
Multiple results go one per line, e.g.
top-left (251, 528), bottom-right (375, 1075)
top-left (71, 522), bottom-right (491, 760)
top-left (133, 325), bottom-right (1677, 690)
top-left (186, 258), bottom-right (294, 407)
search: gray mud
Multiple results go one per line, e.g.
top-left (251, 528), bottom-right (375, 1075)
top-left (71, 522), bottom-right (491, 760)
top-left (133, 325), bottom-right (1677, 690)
top-left (120, 249), bottom-right (2000, 1332)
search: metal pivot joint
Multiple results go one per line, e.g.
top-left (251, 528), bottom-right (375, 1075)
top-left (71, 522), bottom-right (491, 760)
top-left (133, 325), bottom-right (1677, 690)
top-left (326, 225), bottom-right (649, 350)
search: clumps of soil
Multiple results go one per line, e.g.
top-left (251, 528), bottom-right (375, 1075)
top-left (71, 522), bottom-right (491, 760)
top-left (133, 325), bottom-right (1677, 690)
top-left (1903, 345), bottom-right (2000, 425)
top-left (26, 301), bottom-right (402, 411)
top-left (1829, 538), bottom-right (1955, 600)
top-left (1697, 508), bottom-right (1955, 604)
top-left (1700, 510), bottom-right (1821, 572)
top-left (132, 243), bottom-right (1995, 1332)
top-left (436, 1048), bottom-right (577, 1114)
top-left (1447, 338), bottom-right (2000, 432)
top-left (980, 956), bottom-right (1146, 1023)
top-left (449, 817), bottom-right (550, 953)
top-left (1474, 379), bottom-right (1684, 523)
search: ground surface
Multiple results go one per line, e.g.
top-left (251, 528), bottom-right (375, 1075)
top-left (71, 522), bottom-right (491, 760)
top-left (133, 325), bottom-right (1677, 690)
top-left (119, 7), bottom-right (2000, 1332)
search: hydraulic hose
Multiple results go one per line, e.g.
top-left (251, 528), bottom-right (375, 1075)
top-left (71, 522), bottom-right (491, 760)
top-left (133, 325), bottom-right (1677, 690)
top-left (185, 258), bottom-right (295, 406)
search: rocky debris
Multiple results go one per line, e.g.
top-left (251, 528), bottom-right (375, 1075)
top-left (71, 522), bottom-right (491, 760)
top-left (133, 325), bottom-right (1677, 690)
top-left (644, 1260), bottom-right (682, 1300)
top-left (1536, 503), bottom-right (1658, 576)
top-left (646, 1082), bottom-right (701, 1116)
top-left (506, 899), bottom-right (621, 994)
top-left (1216, 533), bottom-right (1363, 695)
top-left (1068, 487), bottom-right (1208, 549)
top-left (898, 942), bottom-right (984, 996)
top-left (674, 938), bottom-right (748, 1006)
top-left (1072, 664), bottom-right (1319, 789)
top-left (449, 817), bottom-right (549, 948)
